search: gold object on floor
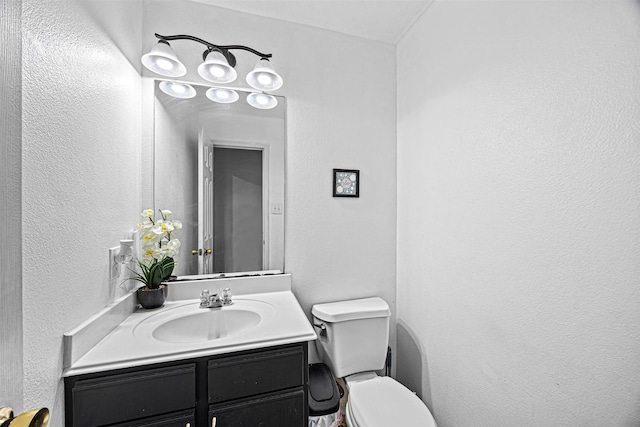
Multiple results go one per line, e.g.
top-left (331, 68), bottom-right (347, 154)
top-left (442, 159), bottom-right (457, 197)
top-left (0, 408), bottom-right (49, 427)
top-left (0, 408), bottom-right (14, 424)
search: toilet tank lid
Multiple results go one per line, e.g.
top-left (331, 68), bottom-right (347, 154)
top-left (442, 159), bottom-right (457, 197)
top-left (312, 297), bottom-right (391, 323)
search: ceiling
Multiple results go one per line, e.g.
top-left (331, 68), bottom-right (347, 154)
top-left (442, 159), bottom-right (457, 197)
top-left (193, 0), bottom-right (434, 45)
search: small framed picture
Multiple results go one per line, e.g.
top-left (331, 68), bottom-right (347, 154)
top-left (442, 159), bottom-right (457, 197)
top-left (333, 169), bottom-right (359, 197)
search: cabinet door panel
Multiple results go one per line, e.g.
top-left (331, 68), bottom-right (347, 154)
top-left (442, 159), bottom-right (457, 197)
top-left (70, 365), bottom-right (196, 426)
top-left (209, 389), bottom-right (305, 427)
top-left (116, 409), bottom-right (195, 427)
top-left (208, 346), bottom-right (304, 403)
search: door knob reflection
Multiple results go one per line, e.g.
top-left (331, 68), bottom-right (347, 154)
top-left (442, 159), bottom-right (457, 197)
top-left (191, 249), bottom-right (212, 256)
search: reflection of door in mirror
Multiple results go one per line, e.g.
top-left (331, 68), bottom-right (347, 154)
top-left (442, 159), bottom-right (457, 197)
top-left (213, 146), bottom-right (263, 273)
top-left (197, 128), bottom-right (214, 275)
top-left (193, 134), bottom-right (265, 275)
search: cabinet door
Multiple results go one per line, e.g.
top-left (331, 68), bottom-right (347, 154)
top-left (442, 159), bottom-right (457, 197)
top-left (69, 365), bottom-right (196, 427)
top-left (208, 346), bottom-right (305, 403)
top-left (117, 409), bottom-right (195, 427)
top-left (209, 389), bottom-right (305, 427)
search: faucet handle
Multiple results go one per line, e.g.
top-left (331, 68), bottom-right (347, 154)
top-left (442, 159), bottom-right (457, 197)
top-left (221, 288), bottom-right (232, 305)
top-left (200, 289), bottom-right (210, 303)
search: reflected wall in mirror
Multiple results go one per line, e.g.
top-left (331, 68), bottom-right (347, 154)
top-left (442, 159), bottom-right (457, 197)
top-left (154, 81), bottom-right (285, 278)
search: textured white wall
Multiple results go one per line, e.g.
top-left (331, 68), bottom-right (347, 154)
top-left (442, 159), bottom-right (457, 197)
top-left (22, 1), bottom-right (142, 424)
top-left (397, 1), bottom-right (640, 426)
top-left (143, 1), bottom-right (398, 359)
top-left (1, 0), bottom-right (23, 413)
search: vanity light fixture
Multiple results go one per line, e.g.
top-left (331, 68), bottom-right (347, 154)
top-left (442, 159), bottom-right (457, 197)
top-left (141, 40), bottom-right (186, 77)
top-left (198, 49), bottom-right (238, 84)
top-left (142, 33), bottom-right (283, 108)
top-left (159, 80), bottom-right (196, 99)
top-left (246, 59), bottom-right (283, 91)
top-left (246, 92), bottom-right (278, 110)
top-left (206, 87), bottom-right (240, 104)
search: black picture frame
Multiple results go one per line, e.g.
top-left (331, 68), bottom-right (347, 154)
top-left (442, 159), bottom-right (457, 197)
top-left (333, 169), bottom-right (359, 197)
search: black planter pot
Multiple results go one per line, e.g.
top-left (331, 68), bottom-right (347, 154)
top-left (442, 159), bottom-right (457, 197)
top-left (137, 284), bottom-right (168, 309)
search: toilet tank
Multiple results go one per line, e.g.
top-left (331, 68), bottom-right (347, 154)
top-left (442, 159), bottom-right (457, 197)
top-left (312, 297), bottom-right (391, 378)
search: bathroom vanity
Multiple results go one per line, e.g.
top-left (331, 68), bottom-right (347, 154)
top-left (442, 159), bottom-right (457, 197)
top-left (63, 275), bottom-right (316, 427)
top-left (65, 342), bottom-right (307, 426)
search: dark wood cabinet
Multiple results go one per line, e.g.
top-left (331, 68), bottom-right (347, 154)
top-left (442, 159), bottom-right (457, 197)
top-left (68, 365), bottom-right (196, 426)
top-left (209, 389), bottom-right (305, 427)
top-left (117, 410), bottom-right (196, 427)
top-left (65, 342), bottom-right (309, 427)
top-left (208, 346), bottom-right (305, 404)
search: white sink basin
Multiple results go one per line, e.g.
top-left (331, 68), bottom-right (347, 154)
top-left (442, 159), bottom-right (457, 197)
top-left (134, 299), bottom-right (276, 344)
top-left (153, 309), bottom-right (262, 343)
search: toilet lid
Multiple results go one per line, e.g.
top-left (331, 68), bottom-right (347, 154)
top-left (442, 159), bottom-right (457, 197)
top-left (348, 377), bottom-right (437, 427)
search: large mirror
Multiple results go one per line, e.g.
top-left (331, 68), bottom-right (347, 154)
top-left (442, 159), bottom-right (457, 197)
top-left (154, 81), bottom-right (285, 278)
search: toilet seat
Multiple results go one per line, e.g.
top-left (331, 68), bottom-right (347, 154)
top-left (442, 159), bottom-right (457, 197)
top-left (346, 376), bottom-right (437, 427)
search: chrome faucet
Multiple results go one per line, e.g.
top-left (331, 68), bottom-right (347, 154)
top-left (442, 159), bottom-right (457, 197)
top-left (199, 288), bottom-right (232, 308)
top-left (199, 290), bottom-right (222, 308)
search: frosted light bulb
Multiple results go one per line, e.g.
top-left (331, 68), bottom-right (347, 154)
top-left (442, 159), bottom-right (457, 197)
top-left (206, 87), bottom-right (239, 104)
top-left (210, 66), bottom-right (226, 78)
top-left (159, 81), bottom-right (196, 99)
top-left (156, 58), bottom-right (173, 71)
top-left (171, 83), bottom-right (185, 93)
top-left (246, 92), bottom-right (277, 109)
top-left (257, 74), bottom-right (273, 85)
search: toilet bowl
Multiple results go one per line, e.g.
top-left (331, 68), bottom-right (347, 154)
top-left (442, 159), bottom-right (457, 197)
top-left (345, 374), bottom-right (436, 427)
top-left (312, 297), bottom-right (437, 427)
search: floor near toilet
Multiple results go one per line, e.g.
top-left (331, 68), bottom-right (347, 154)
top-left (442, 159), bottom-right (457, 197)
top-left (337, 377), bottom-right (348, 427)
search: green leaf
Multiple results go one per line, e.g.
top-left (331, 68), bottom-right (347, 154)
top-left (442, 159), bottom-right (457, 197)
top-left (148, 262), bottom-right (164, 289)
top-left (159, 257), bottom-right (175, 281)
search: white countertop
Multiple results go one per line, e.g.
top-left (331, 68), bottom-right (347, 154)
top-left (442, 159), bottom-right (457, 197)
top-left (64, 286), bottom-right (317, 377)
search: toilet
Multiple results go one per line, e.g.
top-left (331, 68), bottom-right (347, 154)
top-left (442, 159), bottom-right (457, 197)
top-left (312, 297), bottom-right (437, 427)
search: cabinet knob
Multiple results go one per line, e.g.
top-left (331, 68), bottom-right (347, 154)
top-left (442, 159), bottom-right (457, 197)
top-left (205, 248), bottom-right (212, 255)
top-left (192, 249), bottom-right (201, 256)
top-left (211, 417), bottom-right (217, 427)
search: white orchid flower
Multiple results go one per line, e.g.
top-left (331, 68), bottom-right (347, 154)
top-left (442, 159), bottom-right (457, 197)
top-left (154, 238), bottom-right (179, 258)
top-left (167, 239), bottom-right (181, 250)
top-left (142, 241), bottom-right (159, 252)
top-left (132, 209), bottom-right (182, 274)
top-left (152, 220), bottom-right (174, 235)
top-left (142, 246), bottom-right (159, 260)
top-left (141, 231), bottom-right (161, 245)
top-left (137, 219), bottom-right (154, 231)
top-left (165, 247), bottom-right (178, 258)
